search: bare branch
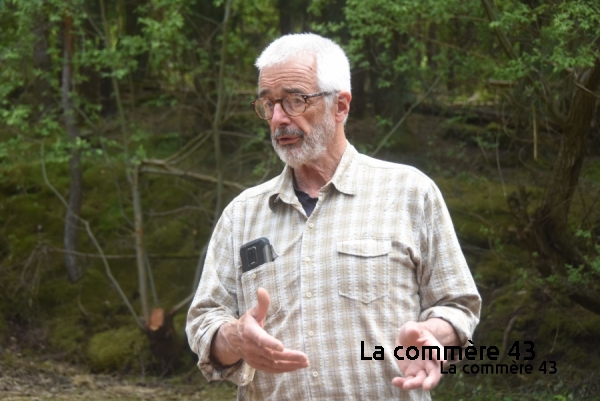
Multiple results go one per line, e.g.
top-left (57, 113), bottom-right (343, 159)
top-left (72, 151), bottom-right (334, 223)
top-left (141, 164), bottom-right (247, 192)
top-left (170, 292), bottom-right (194, 316)
top-left (50, 247), bottom-right (199, 259)
top-left (498, 314), bottom-right (519, 363)
top-left (371, 73), bottom-right (442, 157)
top-left (41, 144), bottom-right (145, 331)
top-left (171, 241), bottom-right (209, 316)
top-left (211, 0), bottom-right (233, 221)
top-left (574, 79), bottom-right (600, 100)
top-left (162, 131), bottom-right (211, 165)
top-left (148, 205), bottom-right (210, 218)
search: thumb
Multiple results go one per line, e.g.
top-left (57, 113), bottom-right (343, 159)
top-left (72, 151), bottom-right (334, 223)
top-left (251, 287), bottom-right (270, 326)
top-left (398, 321), bottom-right (423, 345)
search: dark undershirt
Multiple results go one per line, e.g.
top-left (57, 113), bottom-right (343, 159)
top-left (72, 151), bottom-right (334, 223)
top-left (293, 177), bottom-right (318, 217)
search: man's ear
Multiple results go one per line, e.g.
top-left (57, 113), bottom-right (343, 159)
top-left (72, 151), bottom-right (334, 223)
top-left (335, 91), bottom-right (351, 123)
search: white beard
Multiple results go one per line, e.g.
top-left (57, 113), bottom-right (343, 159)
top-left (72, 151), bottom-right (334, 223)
top-left (271, 116), bottom-right (335, 168)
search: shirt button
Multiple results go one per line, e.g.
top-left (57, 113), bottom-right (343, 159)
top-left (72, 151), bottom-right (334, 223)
top-left (306, 292), bottom-right (312, 298)
top-left (312, 371), bottom-right (318, 377)
top-left (252, 273), bottom-right (257, 279)
top-left (304, 257), bottom-right (311, 263)
top-left (308, 223), bottom-right (314, 229)
top-left (308, 330), bottom-right (314, 336)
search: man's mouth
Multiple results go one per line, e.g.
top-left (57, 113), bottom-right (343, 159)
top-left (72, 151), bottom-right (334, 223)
top-left (277, 136), bottom-right (301, 145)
top-left (274, 129), bottom-right (304, 146)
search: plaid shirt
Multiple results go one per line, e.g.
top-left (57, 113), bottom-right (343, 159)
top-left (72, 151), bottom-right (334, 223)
top-left (186, 143), bottom-right (481, 400)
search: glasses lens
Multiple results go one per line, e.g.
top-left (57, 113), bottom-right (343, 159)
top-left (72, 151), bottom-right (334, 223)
top-left (283, 94), bottom-right (306, 116)
top-left (254, 98), bottom-right (272, 120)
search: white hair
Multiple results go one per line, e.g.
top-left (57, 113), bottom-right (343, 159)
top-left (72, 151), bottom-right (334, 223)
top-left (255, 33), bottom-right (352, 100)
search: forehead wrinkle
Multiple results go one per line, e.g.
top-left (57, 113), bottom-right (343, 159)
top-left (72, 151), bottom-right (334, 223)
top-left (258, 59), bottom-right (318, 97)
top-left (258, 87), bottom-right (307, 98)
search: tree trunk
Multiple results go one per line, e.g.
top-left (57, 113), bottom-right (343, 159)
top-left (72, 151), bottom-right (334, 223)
top-left (62, 14), bottom-right (83, 283)
top-left (147, 308), bottom-right (180, 373)
top-left (211, 0), bottom-right (232, 221)
top-left (351, 68), bottom-right (367, 118)
top-left (132, 165), bottom-right (149, 323)
top-left (32, 14), bottom-right (53, 111)
top-left (278, 0), bottom-right (292, 35)
top-left (515, 58), bottom-right (600, 316)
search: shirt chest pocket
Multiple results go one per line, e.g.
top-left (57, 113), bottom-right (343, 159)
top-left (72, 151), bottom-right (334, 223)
top-left (240, 261), bottom-right (282, 323)
top-left (336, 238), bottom-right (391, 304)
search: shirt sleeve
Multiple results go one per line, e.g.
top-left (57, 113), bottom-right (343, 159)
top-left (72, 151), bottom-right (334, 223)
top-left (185, 209), bottom-right (255, 385)
top-left (417, 180), bottom-right (482, 347)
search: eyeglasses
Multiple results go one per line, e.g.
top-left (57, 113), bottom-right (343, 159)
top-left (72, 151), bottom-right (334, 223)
top-left (251, 92), bottom-right (336, 120)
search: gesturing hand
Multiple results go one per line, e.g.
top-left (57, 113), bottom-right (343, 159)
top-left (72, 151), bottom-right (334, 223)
top-left (392, 321), bottom-right (444, 391)
top-left (213, 287), bottom-right (309, 374)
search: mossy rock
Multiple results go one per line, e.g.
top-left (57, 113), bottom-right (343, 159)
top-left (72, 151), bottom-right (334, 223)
top-left (87, 326), bottom-right (150, 372)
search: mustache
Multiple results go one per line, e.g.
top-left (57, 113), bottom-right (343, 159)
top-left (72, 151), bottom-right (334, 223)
top-left (274, 127), bottom-right (305, 139)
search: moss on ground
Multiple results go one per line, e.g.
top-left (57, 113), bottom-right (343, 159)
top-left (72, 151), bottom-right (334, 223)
top-left (87, 326), bottom-right (151, 372)
top-left (48, 316), bottom-right (86, 356)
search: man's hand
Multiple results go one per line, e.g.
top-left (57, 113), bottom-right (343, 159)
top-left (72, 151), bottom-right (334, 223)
top-left (392, 321), bottom-right (450, 391)
top-left (210, 287), bottom-right (309, 373)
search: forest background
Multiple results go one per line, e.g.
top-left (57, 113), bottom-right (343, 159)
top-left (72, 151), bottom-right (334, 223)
top-left (1, 0), bottom-right (600, 399)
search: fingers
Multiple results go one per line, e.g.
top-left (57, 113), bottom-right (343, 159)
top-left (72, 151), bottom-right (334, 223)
top-left (239, 288), bottom-right (310, 373)
top-left (249, 347), bottom-right (309, 366)
top-left (392, 369), bottom-right (426, 390)
top-left (244, 287), bottom-right (284, 352)
top-left (422, 364), bottom-right (442, 391)
top-left (244, 318), bottom-right (284, 352)
top-left (244, 346), bottom-right (309, 373)
top-left (392, 360), bottom-right (442, 391)
top-left (254, 359), bottom-right (310, 374)
top-left (268, 348), bottom-right (309, 364)
top-left (251, 287), bottom-right (271, 326)
top-left (252, 349), bottom-right (309, 373)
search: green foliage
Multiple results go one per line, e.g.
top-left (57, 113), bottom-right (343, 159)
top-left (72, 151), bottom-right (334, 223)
top-left (491, 1), bottom-right (600, 81)
top-left (563, 230), bottom-right (600, 288)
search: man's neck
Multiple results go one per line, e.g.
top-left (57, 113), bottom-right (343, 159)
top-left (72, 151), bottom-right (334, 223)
top-left (293, 140), bottom-right (347, 198)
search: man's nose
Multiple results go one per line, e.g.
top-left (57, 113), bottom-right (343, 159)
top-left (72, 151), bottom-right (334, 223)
top-left (270, 102), bottom-right (291, 128)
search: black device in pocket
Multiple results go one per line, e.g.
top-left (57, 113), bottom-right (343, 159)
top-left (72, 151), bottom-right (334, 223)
top-left (240, 237), bottom-right (276, 272)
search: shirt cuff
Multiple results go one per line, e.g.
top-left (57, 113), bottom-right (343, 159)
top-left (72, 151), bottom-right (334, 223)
top-left (195, 319), bottom-right (256, 386)
top-left (419, 305), bottom-right (479, 347)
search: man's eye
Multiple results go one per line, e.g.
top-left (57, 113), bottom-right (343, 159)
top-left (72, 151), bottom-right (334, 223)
top-left (289, 96), bottom-right (304, 106)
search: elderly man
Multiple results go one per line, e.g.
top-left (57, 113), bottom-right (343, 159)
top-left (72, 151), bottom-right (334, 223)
top-left (186, 33), bottom-right (481, 400)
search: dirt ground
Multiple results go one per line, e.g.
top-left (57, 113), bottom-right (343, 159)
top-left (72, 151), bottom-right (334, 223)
top-left (0, 351), bottom-right (237, 401)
